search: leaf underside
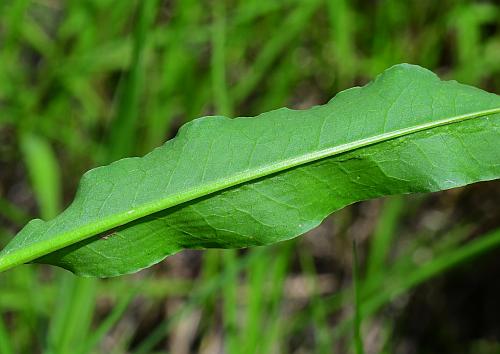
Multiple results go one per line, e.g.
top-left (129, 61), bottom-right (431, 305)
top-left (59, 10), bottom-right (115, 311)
top-left (1, 64), bottom-right (499, 277)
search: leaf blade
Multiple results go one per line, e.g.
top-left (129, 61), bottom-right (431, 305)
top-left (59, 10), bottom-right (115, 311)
top-left (1, 64), bottom-right (499, 276)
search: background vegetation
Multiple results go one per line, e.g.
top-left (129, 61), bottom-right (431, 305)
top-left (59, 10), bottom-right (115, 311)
top-left (0, 0), bottom-right (499, 353)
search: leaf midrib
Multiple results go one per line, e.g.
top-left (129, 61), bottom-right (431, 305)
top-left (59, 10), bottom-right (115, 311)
top-left (0, 107), bottom-right (499, 272)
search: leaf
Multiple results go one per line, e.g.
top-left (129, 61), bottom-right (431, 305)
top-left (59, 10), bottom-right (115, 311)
top-left (0, 64), bottom-right (499, 277)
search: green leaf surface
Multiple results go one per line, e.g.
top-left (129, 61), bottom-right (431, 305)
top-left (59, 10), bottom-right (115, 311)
top-left (1, 64), bottom-right (499, 277)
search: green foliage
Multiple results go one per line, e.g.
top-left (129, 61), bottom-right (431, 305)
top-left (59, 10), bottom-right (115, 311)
top-left (0, 64), bottom-right (499, 277)
top-left (1, 1), bottom-right (500, 352)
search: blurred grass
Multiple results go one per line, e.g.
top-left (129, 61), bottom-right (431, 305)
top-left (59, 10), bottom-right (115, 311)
top-left (0, 0), bottom-right (499, 353)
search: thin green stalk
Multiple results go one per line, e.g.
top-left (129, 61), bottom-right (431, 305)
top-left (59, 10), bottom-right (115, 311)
top-left (242, 251), bottom-right (268, 354)
top-left (365, 196), bottom-right (404, 285)
top-left (221, 250), bottom-right (239, 353)
top-left (106, 0), bottom-right (159, 162)
top-left (352, 240), bottom-right (364, 354)
top-left (0, 314), bottom-right (14, 354)
top-left (259, 243), bottom-right (293, 353)
top-left (298, 245), bottom-right (332, 354)
top-left (19, 133), bottom-right (61, 221)
top-left (46, 275), bottom-right (96, 354)
top-left (211, 0), bottom-right (232, 116)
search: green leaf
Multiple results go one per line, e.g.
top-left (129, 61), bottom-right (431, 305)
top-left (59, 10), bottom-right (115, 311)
top-left (1, 64), bottom-right (499, 277)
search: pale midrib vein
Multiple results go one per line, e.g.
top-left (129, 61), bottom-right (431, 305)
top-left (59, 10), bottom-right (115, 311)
top-left (0, 107), bottom-right (499, 272)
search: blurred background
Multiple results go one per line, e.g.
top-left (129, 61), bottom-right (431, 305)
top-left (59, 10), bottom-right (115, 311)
top-left (0, 0), bottom-right (500, 353)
